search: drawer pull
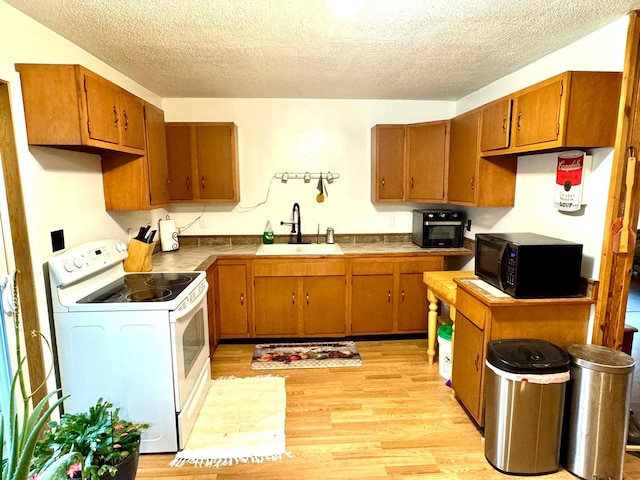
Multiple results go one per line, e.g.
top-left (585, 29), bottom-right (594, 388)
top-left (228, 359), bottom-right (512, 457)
top-left (306, 292), bottom-right (310, 305)
top-left (240, 293), bottom-right (244, 306)
top-left (381, 177), bottom-right (385, 188)
top-left (501, 115), bottom-right (507, 133)
top-left (186, 176), bottom-right (191, 191)
top-left (401, 290), bottom-right (405, 302)
top-left (292, 292), bottom-right (295, 304)
top-left (474, 353), bottom-right (480, 371)
top-left (387, 290), bottom-right (391, 303)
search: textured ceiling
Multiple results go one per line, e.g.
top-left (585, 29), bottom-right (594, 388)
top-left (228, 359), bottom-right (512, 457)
top-left (3, 0), bottom-right (640, 100)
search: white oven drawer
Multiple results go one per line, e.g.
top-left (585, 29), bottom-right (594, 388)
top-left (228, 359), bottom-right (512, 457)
top-left (177, 359), bottom-right (211, 449)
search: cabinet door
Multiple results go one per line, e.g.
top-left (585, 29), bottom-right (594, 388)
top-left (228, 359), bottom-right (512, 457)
top-left (397, 273), bottom-right (428, 332)
top-left (513, 79), bottom-right (562, 147)
top-left (119, 93), bottom-right (145, 150)
top-left (407, 121), bottom-right (448, 202)
top-left (451, 312), bottom-right (485, 425)
top-left (84, 73), bottom-right (120, 145)
top-left (351, 275), bottom-right (394, 333)
top-left (371, 125), bottom-right (405, 201)
top-left (195, 124), bottom-right (238, 201)
top-left (206, 264), bottom-right (219, 352)
top-left (303, 276), bottom-right (346, 335)
top-left (217, 264), bottom-right (249, 337)
top-left (144, 104), bottom-right (170, 206)
top-left (480, 98), bottom-right (512, 152)
top-left (448, 110), bottom-right (479, 205)
top-left (254, 277), bottom-right (299, 336)
top-left (166, 124), bottom-right (194, 200)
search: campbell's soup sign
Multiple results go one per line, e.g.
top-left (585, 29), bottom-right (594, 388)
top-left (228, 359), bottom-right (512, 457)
top-left (554, 151), bottom-right (585, 212)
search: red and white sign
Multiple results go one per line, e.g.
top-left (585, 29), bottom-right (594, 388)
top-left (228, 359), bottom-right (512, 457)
top-left (554, 151), bottom-right (585, 212)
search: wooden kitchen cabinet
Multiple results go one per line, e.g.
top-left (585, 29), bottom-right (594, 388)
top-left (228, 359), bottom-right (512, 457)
top-left (102, 102), bottom-right (170, 210)
top-left (371, 121), bottom-right (449, 203)
top-left (16, 64), bottom-right (146, 155)
top-left (448, 109), bottom-right (517, 207)
top-left (165, 122), bottom-right (239, 203)
top-left (253, 259), bottom-right (347, 337)
top-left (350, 257), bottom-right (443, 334)
top-left (451, 280), bottom-right (594, 427)
top-left (216, 261), bottom-right (250, 338)
top-left (480, 71), bottom-right (621, 155)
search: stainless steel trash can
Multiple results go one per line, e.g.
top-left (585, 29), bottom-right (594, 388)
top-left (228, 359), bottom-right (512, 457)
top-left (562, 344), bottom-right (635, 480)
top-left (485, 339), bottom-right (570, 475)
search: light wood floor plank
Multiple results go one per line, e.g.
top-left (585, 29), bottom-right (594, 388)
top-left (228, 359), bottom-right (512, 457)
top-left (137, 339), bottom-right (640, 479)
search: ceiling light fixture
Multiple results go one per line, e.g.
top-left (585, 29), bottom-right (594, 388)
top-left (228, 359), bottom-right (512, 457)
top-left (325, 0), bottom-right (365, 19)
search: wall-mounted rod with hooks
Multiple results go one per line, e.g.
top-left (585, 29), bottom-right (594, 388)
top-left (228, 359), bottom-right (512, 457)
top-left (274, 171), bottom-right (341, 183)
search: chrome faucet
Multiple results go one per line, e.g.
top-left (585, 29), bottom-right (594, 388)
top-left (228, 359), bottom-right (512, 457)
top-left (281, 202), bottom-right (304, 244)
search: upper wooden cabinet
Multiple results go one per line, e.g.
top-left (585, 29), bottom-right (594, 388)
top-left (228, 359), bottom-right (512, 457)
top-left (102, 102), bottom-right (170, 210)
top-left (480, 71), bottom-right (622, 155)
top-left (448, 110), bottom-right (517, 207)
top-left (165, 122), bottom-right (239, 203)
top-left (371, 121), bottom-right (449, 203)
top-left (16, 64), bottom-right (146, 155)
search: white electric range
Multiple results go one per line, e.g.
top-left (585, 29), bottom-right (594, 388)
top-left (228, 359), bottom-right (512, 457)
top-left (48, 239), bottom-right (210, 453)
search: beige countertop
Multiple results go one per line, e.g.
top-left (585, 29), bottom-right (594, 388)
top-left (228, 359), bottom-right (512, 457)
top-left (150, 241), bottom-right (473, 272)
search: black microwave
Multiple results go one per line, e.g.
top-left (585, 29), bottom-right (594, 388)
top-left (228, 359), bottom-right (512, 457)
top-left (475, 232), bottom-right (583, 298)
top-left (412, 210), bottom-right (465, 248)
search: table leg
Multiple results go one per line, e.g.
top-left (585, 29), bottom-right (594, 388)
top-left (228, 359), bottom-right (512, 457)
top-left (427, 287), bottom-right (438, 365)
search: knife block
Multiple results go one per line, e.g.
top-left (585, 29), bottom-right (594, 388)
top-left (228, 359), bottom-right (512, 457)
top-left (123, 239), bottom-right (155, 272)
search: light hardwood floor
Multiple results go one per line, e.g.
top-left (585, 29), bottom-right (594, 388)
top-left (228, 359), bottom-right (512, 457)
top-left (137, 339), bottom-right (640, 479)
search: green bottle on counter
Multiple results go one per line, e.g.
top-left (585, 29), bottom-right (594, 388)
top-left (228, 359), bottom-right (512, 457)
top-left (263, 220), bottom-right (274, 244)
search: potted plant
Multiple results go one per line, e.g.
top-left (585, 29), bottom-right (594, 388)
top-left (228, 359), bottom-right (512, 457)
top-left (30, 399), bottom-right (149, 480)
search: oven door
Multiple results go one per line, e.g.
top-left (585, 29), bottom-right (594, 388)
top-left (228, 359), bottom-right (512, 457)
top-left (170, 280), bottom-right (210, 413)
top-left (424, 220), bottom-right (463, 247)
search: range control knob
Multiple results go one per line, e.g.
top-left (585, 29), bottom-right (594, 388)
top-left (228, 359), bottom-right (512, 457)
top-left (73, 257), bottom-right (83, 269)
top-left (62, 260), bottom-right (74, 273)
top-left (116, 242), bottom-right (127, 252)
top-left (439, 212), bottom-right (446, 218)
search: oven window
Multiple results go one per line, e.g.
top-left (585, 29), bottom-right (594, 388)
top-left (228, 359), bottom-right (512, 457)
top-left (182, 310), bottom-right (205, 378)
top-left (476, 239), bottom-right (501, 276)
top-left (427, 225), bottom-right (456, 240)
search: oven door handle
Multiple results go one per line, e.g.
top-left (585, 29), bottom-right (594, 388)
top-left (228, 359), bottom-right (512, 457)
top-left (423, 221), bottom-right (462, 226)
top-left (174, 280), bottom-right (209, 321)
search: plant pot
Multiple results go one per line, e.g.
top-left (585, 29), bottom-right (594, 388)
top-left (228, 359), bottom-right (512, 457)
top-left (98, 448), bottom-right (140, 480)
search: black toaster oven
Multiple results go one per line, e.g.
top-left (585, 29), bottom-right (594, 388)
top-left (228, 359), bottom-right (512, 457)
top-left (412, 210), bottom-right (465, 248)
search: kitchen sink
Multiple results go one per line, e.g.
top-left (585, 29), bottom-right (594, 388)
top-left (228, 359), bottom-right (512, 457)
top-left (255, 243), bottom-right (344, 255)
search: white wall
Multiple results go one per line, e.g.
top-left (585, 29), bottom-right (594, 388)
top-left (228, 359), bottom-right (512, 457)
top-left (162, 98), bottom-right (455, 237)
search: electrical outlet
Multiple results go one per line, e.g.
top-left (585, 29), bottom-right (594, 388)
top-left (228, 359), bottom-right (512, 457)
top-left (388, 215), bottom-right (395, 227)
top-left (199, 217), bottom-right (207, 229)
top-left (51, 229), bottom-right (64, 252)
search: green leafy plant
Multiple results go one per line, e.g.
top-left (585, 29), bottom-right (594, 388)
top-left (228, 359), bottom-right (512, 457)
top-left (0, 272), bottom-right (73, 480)
top-left (30, 399), bottom-right (149, 480)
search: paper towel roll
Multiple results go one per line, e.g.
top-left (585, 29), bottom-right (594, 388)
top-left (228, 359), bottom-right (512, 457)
top-left (159, 219), bottom-right (179, 252)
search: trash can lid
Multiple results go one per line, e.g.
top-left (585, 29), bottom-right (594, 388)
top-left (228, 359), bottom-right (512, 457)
top-left (487, 339), bottom-right (569, 375)
top-left (567, 344), bottom-right (635, 374)
top-left (437, 323), bottom-right (453, 341)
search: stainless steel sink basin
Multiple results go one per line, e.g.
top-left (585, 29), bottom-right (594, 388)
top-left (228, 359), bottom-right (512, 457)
top-left (255, 243), bottom-right (344, 255)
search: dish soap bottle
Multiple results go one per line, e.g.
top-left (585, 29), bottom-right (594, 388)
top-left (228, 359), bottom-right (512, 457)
top-left (263, 220), bottom-right (274, 244)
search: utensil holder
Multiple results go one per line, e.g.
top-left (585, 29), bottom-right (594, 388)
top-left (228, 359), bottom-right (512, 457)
top-left (123, 239), bottom-right (155, 272)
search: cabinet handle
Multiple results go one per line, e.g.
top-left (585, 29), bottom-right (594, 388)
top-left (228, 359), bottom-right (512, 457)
top-left (387, 290), bottom-right (391, 303)
top-left (381, 177), bottom-right (385, 189)
top-left (292, 292), bottom-right (295, 304)
top-left (306, 292), bottom-right (310, 305)
top-left (201, 176), bottom-right (206, 189)
top-left (401, 290), bottom-right (405, 302)
top-left (474, 353), bottom-right (480, 371)
top-left (501, 115), bottom-right (507, 133)
top-left (470, 175), bottom-right (475, 190)
top-left (517, 112), bottom-right (522, 131)
top-left (123, 109), bottom-right (129, 131)
top-left (240, 293), bottom-right (244, 306)
top-left (113, 106), bottom-right (119, 127)
top-left (165, 176), bottom-right (170, 190)
top-left (186, 176), bottom-right (191, 190)
top-left (410, 177), bottom-right (414, 189)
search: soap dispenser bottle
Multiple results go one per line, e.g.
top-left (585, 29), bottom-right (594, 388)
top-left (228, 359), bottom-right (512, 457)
top-left (263, 220), bottom-right (274, 244)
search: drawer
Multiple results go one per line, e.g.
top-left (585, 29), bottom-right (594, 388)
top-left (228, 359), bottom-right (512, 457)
top-left (352, 260), bottom-right (394, 275)
top-left (254, 259), bottom-right (346, 277)
top-left (455, 289), bottom-right (487, 329)
top-left (398, 257), bottom-right (443, 274)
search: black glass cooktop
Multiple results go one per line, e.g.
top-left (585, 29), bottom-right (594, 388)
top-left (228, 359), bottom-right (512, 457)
top-left (77, 273), bottom-right (199, 304)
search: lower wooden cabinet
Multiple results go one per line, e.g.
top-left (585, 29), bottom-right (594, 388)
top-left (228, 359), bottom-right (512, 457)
top-left (451, 311), bottom-right (484, 423)
top-left (350, 257), bottom-right (443, 335)
top-left (216, 262), bottom-right (250, 338)
top-left (253, 259), bottom-right (347, 337)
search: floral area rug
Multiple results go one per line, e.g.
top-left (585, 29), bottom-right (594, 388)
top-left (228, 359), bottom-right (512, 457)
top-left (251, 341), bottom-right (363, 370)
top-left (170, 375), bottom-right (289, 468)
